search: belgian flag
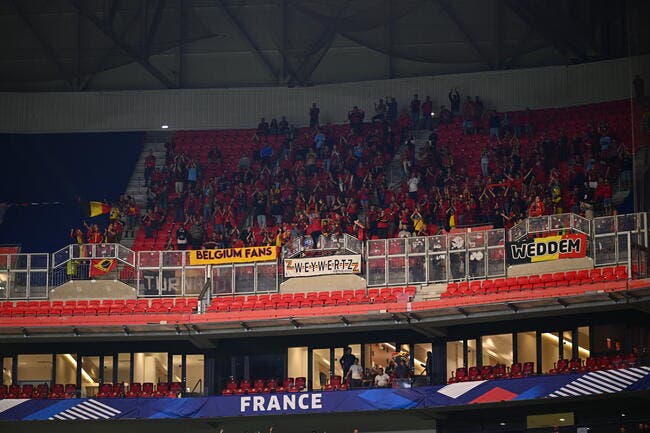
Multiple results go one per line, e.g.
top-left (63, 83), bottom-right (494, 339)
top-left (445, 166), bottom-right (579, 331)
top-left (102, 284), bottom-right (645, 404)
top-left (85, 201), bottom-right (111, 218)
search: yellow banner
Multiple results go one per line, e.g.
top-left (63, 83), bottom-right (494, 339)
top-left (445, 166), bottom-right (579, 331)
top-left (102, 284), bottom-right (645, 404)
top-left (188, 246), bottom-right (278, 265)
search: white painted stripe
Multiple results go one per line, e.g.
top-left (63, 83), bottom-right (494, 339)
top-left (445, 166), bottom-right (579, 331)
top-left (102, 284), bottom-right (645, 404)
top-left (588, 371), bottom-right (630, 388)
top-left (564, 384), bottom-right (592, 395)
top-left (86, 399), bottom-right (121, 414)
top-left (54, 412), bottom-right (75, 420)
top-left (567, 382), bottom-right (597, 394)
top-left (76, 403), bottom-right (112, 419)
top-left (52, 415), bottom-right (68, 420)
top-left (63, 408), bottom-right (89, 420)
top-left (78, 403), bottom-right (115, 418)
top-left (603, 370), bottom-right (636, 385)
top-left (574, 378), bottom-right (618, 393)
top-left (576, 377), bottom-right (622, 392)
top-left (0, 399), bottom-right (28, 414)
top-left (619, 369), bottom-right (644, 379)
top-left (437, 380), bottom-right (487, 399)
top-left (553, 390), bottom-right (571, 397)
top-left (67, 406), bottom-right (99, 420)
top-left (555, 387), bottom-right (581, 397)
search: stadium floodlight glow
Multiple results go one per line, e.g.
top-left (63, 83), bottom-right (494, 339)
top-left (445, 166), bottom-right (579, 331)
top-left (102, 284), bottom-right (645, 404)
top-left (161, 124), bottom-right (169, 129)
top-left (499, 422), bottom-right (507, 426)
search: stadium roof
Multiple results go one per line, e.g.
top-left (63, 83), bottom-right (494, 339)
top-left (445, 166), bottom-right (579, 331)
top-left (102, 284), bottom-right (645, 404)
top-left (1, 0), bottom-right (648, 92)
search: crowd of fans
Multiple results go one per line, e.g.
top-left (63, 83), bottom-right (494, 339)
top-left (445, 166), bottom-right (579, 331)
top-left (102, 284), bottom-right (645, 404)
top-left (70, 197), bottom-right (140, 245)
top-left (133, 89), bottom-right (641, 252)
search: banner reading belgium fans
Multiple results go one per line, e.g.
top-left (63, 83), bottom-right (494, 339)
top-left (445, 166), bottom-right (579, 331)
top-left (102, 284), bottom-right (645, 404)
top-left (188, 246), bottom-right (278, 265)
top-left (507, 233), bottom-right (587, 265)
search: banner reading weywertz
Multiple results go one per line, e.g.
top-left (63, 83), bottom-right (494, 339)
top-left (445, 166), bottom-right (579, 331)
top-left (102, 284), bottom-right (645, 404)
top-left (189, 246), bottom-right (278, 265)
top-left (284, 254), bottom-right (361, 278)
top-left (507, 233), bottom-right (587, 265)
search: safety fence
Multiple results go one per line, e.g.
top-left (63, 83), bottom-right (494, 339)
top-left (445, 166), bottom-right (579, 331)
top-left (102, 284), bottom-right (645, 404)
top-left (0, 213), bottom-right (646, 300)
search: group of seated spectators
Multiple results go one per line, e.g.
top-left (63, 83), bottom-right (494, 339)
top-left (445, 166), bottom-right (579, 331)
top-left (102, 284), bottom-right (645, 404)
top-left (134, 91), bottom-right (640, 252)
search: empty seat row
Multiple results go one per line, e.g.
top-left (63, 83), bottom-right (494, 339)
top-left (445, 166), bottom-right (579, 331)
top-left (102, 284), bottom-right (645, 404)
top-left (448, 362), bottom-right (535, 383)
top-left (207, 287), bottom-right (416, 312)
top-left (221, 376), bottom-right (349, 395)
top-left (0, 298), bottom-right (199, 317)
top-left (549, 353), bottom-right (639, 375)
top-left (442, 266), bottom-right (628, 298)
top-left (0, 383), bottom-right (77, 399)
top-left (98, 382), bottom-right (182, 398)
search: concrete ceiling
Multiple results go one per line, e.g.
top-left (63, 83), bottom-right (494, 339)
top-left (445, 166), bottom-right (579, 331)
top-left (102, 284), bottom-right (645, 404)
top-left (0, 0), bottom-right (648, 92)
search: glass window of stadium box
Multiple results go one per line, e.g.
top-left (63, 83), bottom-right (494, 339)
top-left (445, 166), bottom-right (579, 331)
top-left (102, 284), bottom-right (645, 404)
top-left (103, 356), bottom-right (114, 383)
top-left (578, 327), bottom-right (590, 360)
top-left (562, 331), bottom-right (573, 360)
top-left (541, 332), bottom-right (560, 373)
top-left (81, 356), bottom-right (100, 397)
top-left (481, 334), bottom-right (513, 367)
top-left (466, 339), bottom-right (477, 368)
top-left (186, 355), bottom-right (204, 395)
top-left (334, 345), bottom-right (361, 378)
top-left (2, 357), bottom-right (12, 385)
top-left (413, 343), bottom-right (432, 376)
top-left (133, 352), bottom-right (168, 385)
top-left (517, 331), bottom-right (537, 365)
top-left (288, 347), bottom-right (308, 386)
top-left (312, 348), bottom-right (330, 389)
top-left (117, 353), bottom-right (130, 384)
top-left (172, 354), bottom-right (182, 384)
top-left (363, 343), bottom-right (396, 372)
top-left (17, 354), bottom-right (52, 385)
top-left (55, 354), bottom-right (76, 386)
top-left (446, 341), bottom-right (464, 381)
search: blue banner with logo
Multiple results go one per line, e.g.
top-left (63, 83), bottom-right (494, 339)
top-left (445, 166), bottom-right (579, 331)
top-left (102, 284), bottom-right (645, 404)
top-left (0, 367), bottom-right (648, 421)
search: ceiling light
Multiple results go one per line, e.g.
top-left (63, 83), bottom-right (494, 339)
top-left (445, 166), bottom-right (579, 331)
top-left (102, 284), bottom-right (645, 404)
top-left (559, 418), bottom-right (566, 422)
top-left (161, 124), bottom-right (169, 129)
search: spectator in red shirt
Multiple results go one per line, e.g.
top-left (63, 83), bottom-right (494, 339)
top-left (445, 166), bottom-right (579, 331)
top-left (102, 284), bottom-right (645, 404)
top-left (528, 196), bottom-right (546, 217)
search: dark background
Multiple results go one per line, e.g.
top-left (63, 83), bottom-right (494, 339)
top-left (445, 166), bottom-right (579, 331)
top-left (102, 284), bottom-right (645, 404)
top-left (0, 132), bottom-right (143, 252)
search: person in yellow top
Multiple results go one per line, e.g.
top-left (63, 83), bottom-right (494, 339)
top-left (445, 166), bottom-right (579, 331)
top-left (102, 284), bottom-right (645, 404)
top-left (411, 209), bottom-right (426, 236)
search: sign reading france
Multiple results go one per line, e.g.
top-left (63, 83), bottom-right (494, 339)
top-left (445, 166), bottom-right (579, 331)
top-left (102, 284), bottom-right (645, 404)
top-left (240, 393), bottom-right (323, 413)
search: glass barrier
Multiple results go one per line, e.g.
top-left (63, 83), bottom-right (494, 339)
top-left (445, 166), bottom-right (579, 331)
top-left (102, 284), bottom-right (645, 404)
top-left (210, 261), bottom-right (279, 296)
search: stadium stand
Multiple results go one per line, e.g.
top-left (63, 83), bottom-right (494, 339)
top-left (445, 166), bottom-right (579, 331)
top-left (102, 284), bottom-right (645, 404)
top-left (125, 98), bottom-right (643, 257)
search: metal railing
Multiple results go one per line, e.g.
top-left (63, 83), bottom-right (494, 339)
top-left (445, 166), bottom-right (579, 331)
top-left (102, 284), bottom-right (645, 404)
top-left (366, 229), bottom-right (507, 287)
top-left (0, 212), bottom-right (646, 300)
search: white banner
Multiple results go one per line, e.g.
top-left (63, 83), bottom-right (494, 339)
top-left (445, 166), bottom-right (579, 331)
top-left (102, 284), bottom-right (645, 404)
top-left (284, 255), bottom-right (362, 278)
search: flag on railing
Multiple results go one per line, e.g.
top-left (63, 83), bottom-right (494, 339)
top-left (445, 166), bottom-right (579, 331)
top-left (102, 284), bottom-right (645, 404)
top-left (89, 258), bottom-right (117, 276)
top-left (85, 201), bottom-right (111, 218)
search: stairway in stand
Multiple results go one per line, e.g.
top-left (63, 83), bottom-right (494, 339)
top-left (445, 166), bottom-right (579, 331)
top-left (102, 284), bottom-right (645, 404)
top-left (120, 131), bottom-right (172, 249)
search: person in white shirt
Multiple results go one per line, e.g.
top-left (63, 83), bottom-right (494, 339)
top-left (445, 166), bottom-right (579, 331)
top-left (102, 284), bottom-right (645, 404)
top-left (347, 358), bottom-right (363, 387)
top-left (374, 367), bottom-right (390, 388)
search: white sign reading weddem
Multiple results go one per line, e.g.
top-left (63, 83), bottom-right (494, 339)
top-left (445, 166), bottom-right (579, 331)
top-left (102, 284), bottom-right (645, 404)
top-left (284, 254), bottom-right (362, 278)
